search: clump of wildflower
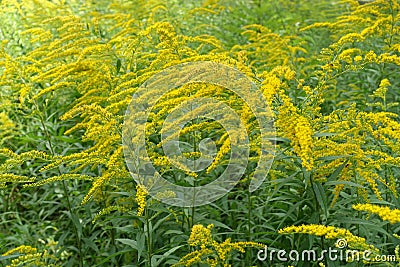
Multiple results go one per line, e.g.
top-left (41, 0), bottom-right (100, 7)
top-left (92, 205), bottom-right (131, 223)
top-left (293, 116), bottom-right (314, 170)
top-left (395, 245), bottom-right (400, 265)
top-left (276, 95), bottom-right (314, 170)
top-left (174, 224), bottom-right (264, 266)
top-left (352, 204), bottom-right (400, 224)
top-left (188, 224), bottom-right (214, 247)
top-left (2, 245), bottom-right (60, 267)
top-left (271, 65), bottom-right (296, 80)
top-left (2, 245), bottom-right (37, 256)
top-left (354, 55), bottom-right (363, 62)
top-left (379, 78), bottom-right (391, 88)
top-left (364, 50), bottom-right (378, 63)
top-left (260, 71), bottom-right (282, 106)
top-left (135, 184), bottom-right (148, 216)
top-left (368, 78), bottom-right (391, 111)
top-left (279, 224), bottom-right (377, 252)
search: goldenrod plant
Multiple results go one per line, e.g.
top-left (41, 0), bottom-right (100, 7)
top-left (172, 224), bottom-right (264, 267)
top-left (1, 0), bottom-right (400, 266)
top-left (1, 243), bottom-right (61, 267)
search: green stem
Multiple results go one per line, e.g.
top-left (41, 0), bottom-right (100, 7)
top-left (190, 106), bottom-right (198, 231)
top-left (34, 100), bottom-right (84, 267)
top-left (145, 206), bottom-right (152, 267)
top-left (320, 236), bottom-right (327, 267)
top-left (245, 186), bottom-right (252, 265)
top-left (384, 167), bottom-right (389, 252)
top-left (309, 173), bottom-right (320, 224)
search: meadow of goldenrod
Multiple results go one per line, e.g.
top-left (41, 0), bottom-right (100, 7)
top-left (0, 0), bottom-right (400, 266)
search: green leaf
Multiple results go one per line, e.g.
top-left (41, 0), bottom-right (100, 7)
top-left (325, 180), bottom-right (365, 188)
top-left (312, 181), bottom-right (328, 220)
top-left (136, 232), bottom-right (146, 261)
top-left (327, 160), bottom-right (349, 181)
top-left (116, 58), bottom-right (121, 74)
top-left (153, 245), bottom-right (184, 266)
top-left (116, 238), bottom-right (137, 250)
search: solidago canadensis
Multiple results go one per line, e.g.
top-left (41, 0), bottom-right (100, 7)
top-left (1, 0), bottom-right (400, 266)
top-left (172, 224), bottom-right (264, 267)
top-left (2, 243), bottom-right (61, 267)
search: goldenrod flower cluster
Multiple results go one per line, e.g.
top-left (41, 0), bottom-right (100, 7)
top-left (92, 205), bottom-right (131, 223)
top-left (135, 184), bottom-right (148, 216)
top-left (2, 245), bottom-right (37, 256)
top-left (0, 112), bottom-right (15, 146)
top-left (1, 0), bottom-right (400, 265)
top-left (0, 149), bottom-right (50, 187)
top-left (188, 224), bottom-right (214, 247)
top-left (352, 203), bottom-right (400, 224)
top-left (276, 94), bottom-right (314, 171)
top-left (2, 245), bottom-right (60, 267)
top-left (279, 224), bottom-right (377, 252)
top-left (173, 224), bottom-right (264, 266)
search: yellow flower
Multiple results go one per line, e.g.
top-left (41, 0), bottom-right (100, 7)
top-left (352, 204), bottom-right (400, 224)
top-left (276, 95), bottom-right (314, 171)
top-left (379, 78), bottom-right (390, 88)
top-left (135, 184), bottom-right (148, 216)
top-left (365, 50), bottom-right (378, 63)
top-left (2, 245), bottom-right (37, 256)
top-left (354, 55), bottom-right (363, 62)
top-left (294, 116), bottom-right (314, 170)
top-left (174, 224), bottom-right (264, 266)
top-left (188, 224), bottom-right (214, 247)
top-left (279, 224), bottom-right (377, 252)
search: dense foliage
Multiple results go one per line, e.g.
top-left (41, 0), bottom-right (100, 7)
top-left (1, 0), bottom-right (400, 266)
